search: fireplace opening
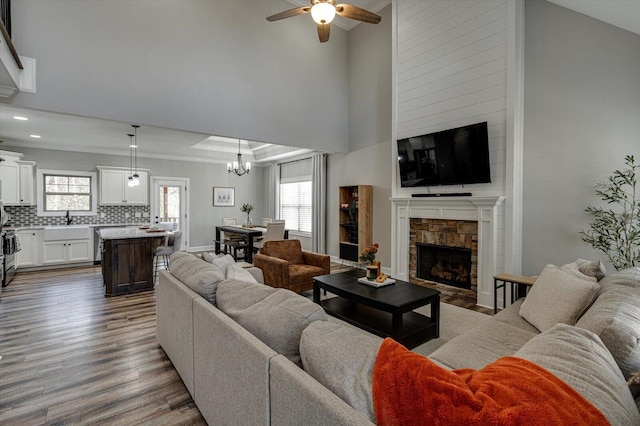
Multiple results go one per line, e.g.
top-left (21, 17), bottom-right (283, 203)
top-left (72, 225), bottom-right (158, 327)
top-left (417, 243), bottom-right (472, 289)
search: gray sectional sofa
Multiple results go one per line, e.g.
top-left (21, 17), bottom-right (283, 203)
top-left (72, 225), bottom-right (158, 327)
top-left (156, 252), bottom-right (640, 425)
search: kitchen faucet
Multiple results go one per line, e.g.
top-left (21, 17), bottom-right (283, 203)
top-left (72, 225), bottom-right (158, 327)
top-left (66, 210), bottom-right (73, 225)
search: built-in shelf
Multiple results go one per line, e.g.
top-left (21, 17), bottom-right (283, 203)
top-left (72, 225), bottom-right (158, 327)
top-left (338, 185), bottom-right (372, 262)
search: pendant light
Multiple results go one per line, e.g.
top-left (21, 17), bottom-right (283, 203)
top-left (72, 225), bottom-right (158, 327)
top-left (227, 139), bottom-right (251, 176)
top-left (128, 125), bottom-right (140, 187)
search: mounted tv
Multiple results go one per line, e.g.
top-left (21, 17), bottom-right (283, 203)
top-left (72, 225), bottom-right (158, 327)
top-left (397, 122), bottom-right (491, 187)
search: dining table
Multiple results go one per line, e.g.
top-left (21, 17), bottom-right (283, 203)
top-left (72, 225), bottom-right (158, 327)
top-left (214, 225), bottom-right (288, 263)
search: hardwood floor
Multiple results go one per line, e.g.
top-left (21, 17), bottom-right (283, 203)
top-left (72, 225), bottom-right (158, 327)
top-left (0, 266), bottom-right (205, 425)
top-left (0, 262), bottom-right (490, 424)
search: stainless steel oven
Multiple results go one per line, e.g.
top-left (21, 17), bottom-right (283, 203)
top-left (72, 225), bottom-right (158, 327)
top-left (2, 230), bottom-right (18, 287)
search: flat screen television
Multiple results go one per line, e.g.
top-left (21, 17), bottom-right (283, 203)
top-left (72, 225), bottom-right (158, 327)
top-left (397, 122), bottom-right (491, 187)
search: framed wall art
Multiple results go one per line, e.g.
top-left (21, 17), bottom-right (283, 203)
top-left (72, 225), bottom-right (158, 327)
top-left (213, 187), bottom-right (235, 207)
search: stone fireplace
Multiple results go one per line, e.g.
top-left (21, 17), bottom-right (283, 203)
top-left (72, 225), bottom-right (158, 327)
top-left (410, 219), bottom-right (478, 298)
top-left (391, 196), bottom-right (505, 308)
top-left (417, 243), bottom-right (472, 289)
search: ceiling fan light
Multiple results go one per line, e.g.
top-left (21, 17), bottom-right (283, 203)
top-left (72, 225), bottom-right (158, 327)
top-left (311, 2), bottom-right (336, 24)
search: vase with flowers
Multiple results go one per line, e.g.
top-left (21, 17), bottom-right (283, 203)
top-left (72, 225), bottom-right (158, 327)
top-left (240, 203), bottom-right (255, 226)
top-left (360, 243), bottom-right (380, 280)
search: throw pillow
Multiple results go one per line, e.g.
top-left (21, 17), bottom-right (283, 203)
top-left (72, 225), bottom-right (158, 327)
top-left (373, 338), bottom-right (609, 425)
top-left (514, 323), bottom-right (640, 425)
top-left (221, 288), bottom-right (327, 366)
top-left (575, 285), bottom-right (640, 381)
top-left (169, 252), bottom-right (226, 305)
top-left (201, 251), bottom-right (218, 263)
top-left (300, 321), bottom-right (382, 422)
top-left (575, 258), bottom-right (606, 281)
top-left (519, 264), bottom-right (599, 332)
top-left (203, 253), bottom-right (236, 277)
top-left (226, 262), bottom-right (258, 283)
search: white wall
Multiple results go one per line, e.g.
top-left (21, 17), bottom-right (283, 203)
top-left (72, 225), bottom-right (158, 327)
top-left (6, 0), bottom-right (349, 153)
top-left (522, 1), bottom-right (640, 274)
top-left (325, 5), bottom-right (393, 267)
top-left (327, 141), bottom-right (392, 266)
top-left (13, 147), bottom-right (268, 249)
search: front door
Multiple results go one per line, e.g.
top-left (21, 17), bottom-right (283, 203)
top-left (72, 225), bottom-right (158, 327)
top-left (151, 177), bottom-right (189, 251)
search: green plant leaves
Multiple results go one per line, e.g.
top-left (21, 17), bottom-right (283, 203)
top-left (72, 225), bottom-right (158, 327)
top-left (580, 155), bottom-right (639, 270)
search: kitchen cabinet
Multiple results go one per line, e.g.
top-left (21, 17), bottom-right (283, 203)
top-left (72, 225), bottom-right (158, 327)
top-left (16, 229), bottom-right (43, 268)
top-left (18, 161), bottom-right (36, 205)
top-left (0, 151), bottom-right (36, 206)
top-left (42, 239), bottom-right (93, 265)
top-left (97, 167), bottom-right (149, 205)
top-left (102, 236), bottom-right (162, 296)
top-left (0, 160), bottom-right (20, 205)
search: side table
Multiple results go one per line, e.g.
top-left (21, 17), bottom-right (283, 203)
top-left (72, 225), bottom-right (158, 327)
top-left (493, 273), bottom-right (536, 314)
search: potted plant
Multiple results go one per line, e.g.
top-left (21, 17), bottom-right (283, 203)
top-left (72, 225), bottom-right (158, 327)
top-left (580, 155), bottom-right (640, 270)
top-left (241, 203), bottom-right (255, 226)
top-left (360, 243), bottom-right (380, 280)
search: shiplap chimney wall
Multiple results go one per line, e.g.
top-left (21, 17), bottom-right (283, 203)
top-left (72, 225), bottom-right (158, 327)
top-left (391, 0), bottom-right (525, 307)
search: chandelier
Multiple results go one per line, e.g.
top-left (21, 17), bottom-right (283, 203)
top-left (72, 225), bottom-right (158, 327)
top-left (227, 139), bottom-right (251, 176)
top-left (128, 125), bottom-right (140, 187)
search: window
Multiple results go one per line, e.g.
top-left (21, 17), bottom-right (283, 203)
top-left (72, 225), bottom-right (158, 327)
top-left (43, 173), bottom-right (92, 212)
top-left (279, 180), bottom-right (312, 233)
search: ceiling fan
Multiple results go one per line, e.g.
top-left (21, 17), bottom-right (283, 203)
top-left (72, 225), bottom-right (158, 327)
top-left (266, 0), bottom-right (381, 43)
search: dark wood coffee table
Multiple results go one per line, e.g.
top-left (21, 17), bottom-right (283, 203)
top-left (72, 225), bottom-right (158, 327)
top-left (313, 269), bottom-right (440, 349)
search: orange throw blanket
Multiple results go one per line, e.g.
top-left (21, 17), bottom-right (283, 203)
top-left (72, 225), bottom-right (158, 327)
top-left (373, 338), bottom-right (609, 426)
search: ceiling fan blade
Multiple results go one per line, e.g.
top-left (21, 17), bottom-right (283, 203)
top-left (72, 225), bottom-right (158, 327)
top-left (266, 7), bottom-right (310, 22)
top-left (335, 4), bottom-right (381, 24)
top-left (317, 23), bottom-right (330, 43)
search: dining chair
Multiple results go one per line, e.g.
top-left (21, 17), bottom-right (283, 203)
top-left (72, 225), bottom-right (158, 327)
top-left (261, 218), bottom-right (272, 227)
top-left (221, 218), bottom-right (246, 261)
top-left (253, 221), bottom-right (286, 253)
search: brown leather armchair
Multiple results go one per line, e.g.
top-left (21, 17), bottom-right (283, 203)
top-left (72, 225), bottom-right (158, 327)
top-left (253, 239), bottom-right (330, 293)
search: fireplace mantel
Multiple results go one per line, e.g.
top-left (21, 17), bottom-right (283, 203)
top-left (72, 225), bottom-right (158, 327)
top-left (391, 196), bottom-right (505, 308)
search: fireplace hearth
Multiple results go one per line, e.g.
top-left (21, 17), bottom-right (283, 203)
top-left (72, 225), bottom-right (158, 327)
top-left (417, 243), bottom-right (472, 289)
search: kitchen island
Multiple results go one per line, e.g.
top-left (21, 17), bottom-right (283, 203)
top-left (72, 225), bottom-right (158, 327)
top-left (100, 227), bottom-right (168, 297)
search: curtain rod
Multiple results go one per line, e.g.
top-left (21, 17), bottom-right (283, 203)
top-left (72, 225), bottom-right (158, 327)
top-left (277, 153), bottom-right (326, 167)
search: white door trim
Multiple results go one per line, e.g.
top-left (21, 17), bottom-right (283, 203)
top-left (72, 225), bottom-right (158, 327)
top-left (151, 176), bottom-right (190, 251)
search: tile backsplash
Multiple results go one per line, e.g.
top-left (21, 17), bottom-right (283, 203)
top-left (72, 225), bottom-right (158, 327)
top-left (5, 205), bottom-right (151, 227)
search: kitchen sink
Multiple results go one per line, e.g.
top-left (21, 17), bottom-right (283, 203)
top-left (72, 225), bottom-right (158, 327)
top-left (43, 225), bottom-right (91, 241)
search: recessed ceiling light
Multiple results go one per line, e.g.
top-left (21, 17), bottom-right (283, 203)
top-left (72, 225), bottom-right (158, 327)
top-left (29, 134), bottom-right (41, 139)
top-left (13, 116), bottom-right (28, 121)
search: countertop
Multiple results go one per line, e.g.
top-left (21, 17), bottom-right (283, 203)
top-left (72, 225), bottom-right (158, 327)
top-left (99, 227), bottom-right (169, 240)
top-left (11, 223), bottom-right (148, 231)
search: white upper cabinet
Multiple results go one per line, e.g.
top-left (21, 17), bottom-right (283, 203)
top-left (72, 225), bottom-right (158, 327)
top-left (0, 151), bottom-right (36, 206)
top-left (98, 166), bottom-right (149, 205)
top-left (0, 160), bottom-right (20, 204)
top-left (18, 161), bottom-right (36, 205)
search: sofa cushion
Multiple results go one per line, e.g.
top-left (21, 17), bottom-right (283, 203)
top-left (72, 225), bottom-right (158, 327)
top-left (218, 287), bottom-right (327, 365)
top-left (300, 321), bottom-right (382, 422)
top-left (519, 264), bottom-right (599, 332)
top-left (289, 264), bottom-right (326, 285)
top-left (575, 285), bottom-right (640, 380)
top-left (515, 323), bottom-right (640, 425)
top-left (169, 252), bottom-right (225, 304)
top-left (428, 320), bottom-right (537, 370)
top-left (599, 266), bottom-right (640, 290)
top-left (217, 279), bottom-right (278, 311)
